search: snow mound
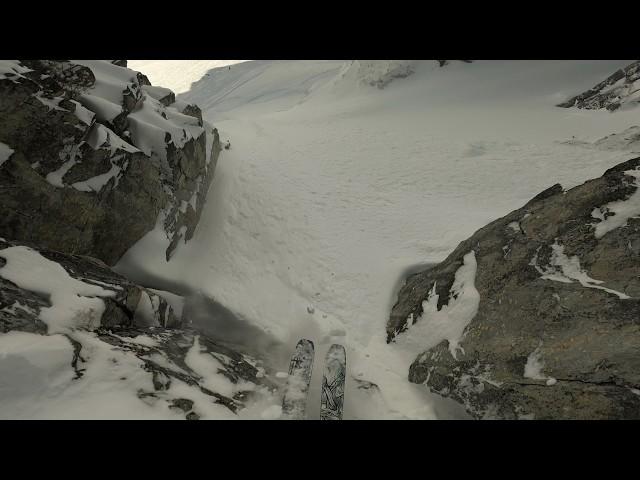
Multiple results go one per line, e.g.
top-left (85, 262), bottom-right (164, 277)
top-left (336, 60), bottom-right (417, 89)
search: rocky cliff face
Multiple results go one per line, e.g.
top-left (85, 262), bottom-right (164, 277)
top-left (0, 237), bottom-right (274, 418)
top-left (557, 60), bottom-right (640, 112)
top-left (0, 61), bottom-right (271, 419)
top-left (389, 158), bottom-right (640, 419)
top-left (0, 60), bottom-right (221, 265)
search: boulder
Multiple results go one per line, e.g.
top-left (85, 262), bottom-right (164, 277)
top-left (389, 157), bottom-right (640, 419)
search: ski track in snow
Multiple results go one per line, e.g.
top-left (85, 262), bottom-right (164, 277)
top-left (116, 60), bottom-right (640, 419)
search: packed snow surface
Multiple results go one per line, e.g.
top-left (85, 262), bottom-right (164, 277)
top-left (82, 60), bottom-right (640, 418)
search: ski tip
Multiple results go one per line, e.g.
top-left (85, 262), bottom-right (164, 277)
top-left (326, 343), bottom-right (346, 361)
top-left (296, 338), bottom-right (314, 349)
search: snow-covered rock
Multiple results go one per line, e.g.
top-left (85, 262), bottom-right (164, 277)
top-left (0, 60), bottom-right (222, 265)
top-left (0, 237), bottom-right (179, 334)
top-left (0, 237), bottom-right (273, 419)
top-left (335, 60), bottom-right (473, 90)
top-left (391, 157), bottom-right (640, 419)
top-left (557, 60), bottom-right (640, 112)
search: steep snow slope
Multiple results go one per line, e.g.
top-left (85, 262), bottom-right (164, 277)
top-left (117, 60), bottom-right (640, 419)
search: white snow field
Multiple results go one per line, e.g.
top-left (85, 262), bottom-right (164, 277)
top-left (113, 60), bottom-right (639, 419)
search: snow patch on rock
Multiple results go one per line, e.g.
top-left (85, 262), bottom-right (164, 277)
top-left (524, 344), bottom-right (557, 386)
top-left (0, 142), bottom-right (14, 168)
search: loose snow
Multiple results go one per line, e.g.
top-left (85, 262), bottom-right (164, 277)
top-left (507, 221), bottom-right (522, 233)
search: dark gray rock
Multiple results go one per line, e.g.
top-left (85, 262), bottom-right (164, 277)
top-left (557, 61), bottom-right (640, 111)
top-left (390, 157), bottom-right (640, 419)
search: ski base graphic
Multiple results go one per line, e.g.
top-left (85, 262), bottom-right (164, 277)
top-left (320, 344), bottom-right (346, 420)
top-left (281, 339), bottom-right (314, 420)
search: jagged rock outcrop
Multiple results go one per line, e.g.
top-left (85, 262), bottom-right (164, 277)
top-left (437, 60), bottom-right (473, 67)
top-left (0, 237), bottom-right (274, 418)
top-left (557, 60), bottom-right (640, 111)
top-left (0, 60), bottom-right (221, 265)
top-left (389, 158), bottom-right (640, 419)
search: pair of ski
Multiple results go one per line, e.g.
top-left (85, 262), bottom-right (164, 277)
top-left (281, 339), bottom-right (346, 420)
